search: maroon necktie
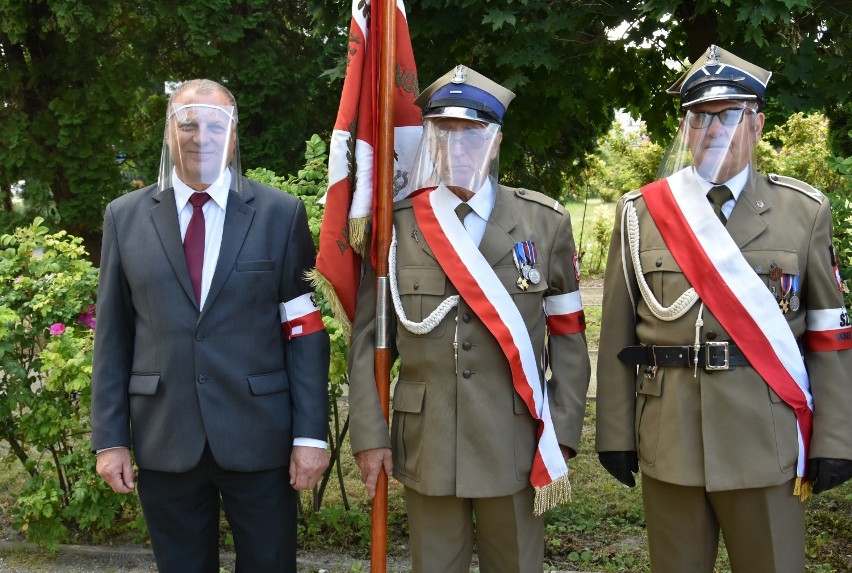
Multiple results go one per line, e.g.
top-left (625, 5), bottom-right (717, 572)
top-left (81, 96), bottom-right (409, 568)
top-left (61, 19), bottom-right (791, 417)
top-left (184, 192), bottom-right (212, 304)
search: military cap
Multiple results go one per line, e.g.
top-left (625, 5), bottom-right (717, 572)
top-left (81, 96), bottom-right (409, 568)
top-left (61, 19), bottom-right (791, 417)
top-left (414, 64), bottom-right (516, 125)
top-left (667, 45), bottom-right (772, 109)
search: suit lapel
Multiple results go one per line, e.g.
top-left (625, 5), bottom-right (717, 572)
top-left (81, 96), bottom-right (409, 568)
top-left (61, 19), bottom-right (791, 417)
top-left (201, 179), bottom-right (256, 317)
top-left (726, 174), bottom-right (770, 249)
top-left (479, 185), bottom-right (518, 266)
top-left (150, 187), bottom-right (197, 305)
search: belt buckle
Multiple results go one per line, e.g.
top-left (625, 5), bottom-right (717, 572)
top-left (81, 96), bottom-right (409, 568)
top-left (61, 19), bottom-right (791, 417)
top-left (705, 341), bottom-right (729, 371)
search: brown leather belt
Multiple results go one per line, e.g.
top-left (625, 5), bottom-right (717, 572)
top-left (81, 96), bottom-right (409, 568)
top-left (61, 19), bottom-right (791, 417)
top-left (617, 342), bottom-right (749, 371)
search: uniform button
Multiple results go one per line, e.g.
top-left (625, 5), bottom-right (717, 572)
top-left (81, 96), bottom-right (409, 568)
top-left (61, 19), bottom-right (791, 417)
top-left (198, 375), bottom-right (207, 384)
top-left (462, 369), bottom-right (472, 378)
top-left (462, 341), bottom-right (472, 351)
top-left (195, 333), bottom-right (206, 341)
top-left (655, 259), bottom-right (663, 267)
top-left (706, 331), bottom-right (717, 340)
top-left (462, 313), bottom-right (471, 323)
top-left (519, 190), bottom-right (527, 195)
top-left (413, 282), bottom-right (420, 290)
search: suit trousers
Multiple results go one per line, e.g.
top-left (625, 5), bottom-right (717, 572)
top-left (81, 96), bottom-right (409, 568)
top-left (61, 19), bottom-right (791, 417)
top-left (404, 486), bottom-right (544, 573)
top-left (641, 474), bottom-right (805, 573)
top-left (137, 444), bottom-right (297, 573)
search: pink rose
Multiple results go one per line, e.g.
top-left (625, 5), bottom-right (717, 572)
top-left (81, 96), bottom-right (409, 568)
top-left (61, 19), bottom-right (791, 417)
top-left (78, 305), bottom-right (96, 330)
top-left (49, 323), bottom-right (67, 336)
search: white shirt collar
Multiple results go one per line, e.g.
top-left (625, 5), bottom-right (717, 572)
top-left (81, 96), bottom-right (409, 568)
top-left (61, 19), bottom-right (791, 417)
top-left (450, 179), bottom-right (496, 219)
top-left (173, 168), bottom-right (231, 211)
top-left (692, 165), bottom-right (749, 201)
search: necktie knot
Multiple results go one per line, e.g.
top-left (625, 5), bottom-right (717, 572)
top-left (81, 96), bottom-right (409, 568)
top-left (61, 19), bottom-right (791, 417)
top-left (707, 185), bottom-right (733, 224)
top-left (455, 202), bottom-right (473, 223)
top-left (189, 192), bottom-right (212, 209)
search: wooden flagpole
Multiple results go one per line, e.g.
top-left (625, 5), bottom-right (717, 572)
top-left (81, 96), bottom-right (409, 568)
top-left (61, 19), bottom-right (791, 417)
top-left (371, 0), bottom-right (396, 571)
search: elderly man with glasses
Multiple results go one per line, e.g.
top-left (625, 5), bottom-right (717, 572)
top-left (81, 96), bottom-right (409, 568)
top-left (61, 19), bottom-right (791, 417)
top-left (594, 45), bottom-right (852, 572)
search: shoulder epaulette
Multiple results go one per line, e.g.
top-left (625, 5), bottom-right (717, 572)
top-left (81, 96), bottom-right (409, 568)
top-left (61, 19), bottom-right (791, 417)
top-left (623, 189), bottom-right (643, 202)
top-left (767, 174), bottom-right (824, 203)
top-left (511, 187), bottom-right (565, 213)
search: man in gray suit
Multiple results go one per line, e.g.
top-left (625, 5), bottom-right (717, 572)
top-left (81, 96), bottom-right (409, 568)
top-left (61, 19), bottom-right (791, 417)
top-left (92, 79), bottom-right (330, 572)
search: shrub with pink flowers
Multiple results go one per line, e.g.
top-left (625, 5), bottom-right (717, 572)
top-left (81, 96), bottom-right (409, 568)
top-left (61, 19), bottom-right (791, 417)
top-left (0, 217), bottom-right (132, 550)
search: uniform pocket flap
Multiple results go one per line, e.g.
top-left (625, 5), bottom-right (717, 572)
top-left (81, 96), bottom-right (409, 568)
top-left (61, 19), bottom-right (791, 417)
top-left (637, 371), bottom-right (663, 397)
top-left (247, 370), bottom-right (290, 396)
top-left (397, 268), bottom-right (447, 296)
top-left (741, 250), bottom-right (799, 277)
top-left (128, 374), bottom-right (160, 396)
top-left (496, 265), bottom-right (547, 293)
top-left (236, 259), bottom-right (274, 272)
top-left (393, 380), bottom-right (426, 413)
top-left (639, 248), bottom-right (680, 273)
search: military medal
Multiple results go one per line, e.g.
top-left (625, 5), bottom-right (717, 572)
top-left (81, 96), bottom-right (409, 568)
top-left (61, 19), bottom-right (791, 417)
top-left (779, 274), bottom-right (793, 314)
top-left (789, 276), bottom-right (800, 312)
top-left (514, 241), bottom-right (541, 286)
top-left (769, 263), bottom-right (782, 282)
top-left (512, 247), bottom-right (529, 291)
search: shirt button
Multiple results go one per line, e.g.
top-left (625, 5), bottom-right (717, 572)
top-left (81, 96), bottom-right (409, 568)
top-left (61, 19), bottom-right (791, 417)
top-left (462, 369), bottom-right (472, 378)
top-left (462, 341), bottom-right (472, 351)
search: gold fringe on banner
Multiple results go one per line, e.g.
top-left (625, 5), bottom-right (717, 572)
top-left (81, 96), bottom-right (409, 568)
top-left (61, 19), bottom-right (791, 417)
top-left (793, 476), bottom-right (812, 501)
top-left (306, 268), bottom-right (352, 340)
top-left (348, 216), bottom-right (370, 257)
top-left (533, 474), bottom-right (572, 516)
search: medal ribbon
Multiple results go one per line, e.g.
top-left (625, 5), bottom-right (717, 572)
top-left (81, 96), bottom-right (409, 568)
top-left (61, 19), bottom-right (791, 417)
top-left (641, 169), bottom-right (813, 493)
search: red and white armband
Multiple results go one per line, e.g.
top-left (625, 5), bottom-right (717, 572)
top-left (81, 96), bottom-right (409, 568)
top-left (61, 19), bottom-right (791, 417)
top-left (544, 290), bottom-right (586, 335)
top-left (804, 307), bottom-right (852, 351)
top-left (279, 293), bottom-right (325, 340)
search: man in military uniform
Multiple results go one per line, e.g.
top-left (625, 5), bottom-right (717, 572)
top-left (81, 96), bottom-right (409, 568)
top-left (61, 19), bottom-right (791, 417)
top-left (348, 65), bottom-right (590, 572)
top-left (595, 45), bottom-right (852, 572)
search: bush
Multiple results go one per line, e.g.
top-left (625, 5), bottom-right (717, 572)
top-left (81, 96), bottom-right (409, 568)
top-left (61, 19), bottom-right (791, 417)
top-left (0, 218), bottom-right (137, 550)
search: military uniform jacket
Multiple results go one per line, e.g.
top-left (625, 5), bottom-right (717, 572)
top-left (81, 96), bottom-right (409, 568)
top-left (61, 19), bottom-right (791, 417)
top-left (596, 170), bottom-right (852, 491)
top-left (348, 185), bottom-right (591, 498)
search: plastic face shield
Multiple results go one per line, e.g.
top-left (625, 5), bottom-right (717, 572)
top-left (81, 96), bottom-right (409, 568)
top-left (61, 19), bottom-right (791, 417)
top-left (404, 117), bottom-right (501, 198)
top-left (657, 104), bottom-right (760, 183)
top-left (158, 103), bottom-right (238, 191)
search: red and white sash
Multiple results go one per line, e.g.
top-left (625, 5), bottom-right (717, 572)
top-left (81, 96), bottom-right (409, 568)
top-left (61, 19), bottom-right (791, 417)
top-left (641, 168), bottom-right (814, 489)
top-left (411, 185), bottom-right (569, 513)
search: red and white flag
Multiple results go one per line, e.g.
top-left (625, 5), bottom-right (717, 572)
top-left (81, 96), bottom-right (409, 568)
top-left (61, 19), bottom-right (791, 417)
top-left (312, 0), bottom-right (422, 335)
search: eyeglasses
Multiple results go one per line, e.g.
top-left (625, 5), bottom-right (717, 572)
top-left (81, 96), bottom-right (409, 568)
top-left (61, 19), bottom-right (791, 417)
top-left (434, 127), bottom-right (491, 150)
top-left (687, 108), bottom-right (754, 129)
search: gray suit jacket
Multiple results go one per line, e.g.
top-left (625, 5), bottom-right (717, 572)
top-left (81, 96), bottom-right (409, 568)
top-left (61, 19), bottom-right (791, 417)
top-left (91, 176), bottom-right (330, 473)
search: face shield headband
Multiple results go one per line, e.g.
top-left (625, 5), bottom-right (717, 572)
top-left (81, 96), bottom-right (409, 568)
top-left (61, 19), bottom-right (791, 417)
top-left (157, 103), bottom-right (241, 193)
top-left (656, 103), bottom-right (760, 183)
top-left (401, 118), bottom-right (502, 200)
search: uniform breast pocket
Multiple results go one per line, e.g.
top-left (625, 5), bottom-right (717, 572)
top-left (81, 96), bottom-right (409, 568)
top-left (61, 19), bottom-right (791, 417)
top-left (501, 265), bottom-right (547, 316)
top-left (740, 250), bottom-right (799, 293)
top-left (638, 248), bottom-right (688, 310)
top-left (396, 267), bottom-right (451, 338)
